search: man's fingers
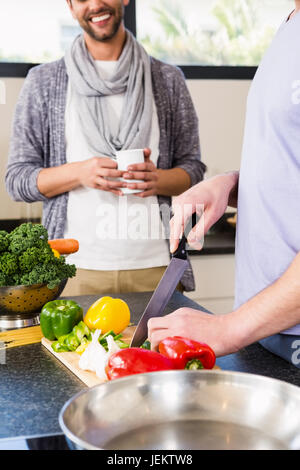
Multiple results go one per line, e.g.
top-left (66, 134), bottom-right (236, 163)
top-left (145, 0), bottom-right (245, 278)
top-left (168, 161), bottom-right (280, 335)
top-left (144, 147), bottom-right (151, 160)
top-left (123, 171), bottom-right (154, 181)
top-left (95, 157), bottom-right (118, 169)
top-left (169, 218), bottom-right (180, 253)
top-left (170, 199), bottom-right (203, 253)
top-left (95, 176), bottom-right (125, 190)
top-left (104, 180), bottom-right (126, 190)
top-left (149, 329), bottom-right (175, 351)
top-left (148, 316), bottom-right (170, 332)
top-left (147, 316), bottom-right (174, 350)
top-left (98, 168), bottom-right (124, 178)
top-left (169, 215), bottom-right (184, 253)
top-left (134, 189), bottom-right (155, 198)
top-left (97, 186), bottom-right (123, 196)
top-left (187, 219), bottom-right (205, 250)
top-left (126, 181), bottom-right (154, 191)
top-left (187, 209), bottom-right (215, 249)
top-left (125, 162), bottom-right (155, 173)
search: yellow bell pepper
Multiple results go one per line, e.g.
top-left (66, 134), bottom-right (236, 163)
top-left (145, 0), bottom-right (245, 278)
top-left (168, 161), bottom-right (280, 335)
top-left (84, 296), bottom-right (130, 335)
top-left (75, 339), bottom-right (90, 355)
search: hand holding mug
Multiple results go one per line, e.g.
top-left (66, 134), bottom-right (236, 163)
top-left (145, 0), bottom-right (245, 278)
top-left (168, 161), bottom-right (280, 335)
top-left (79, 156), bottom-right (125, 196)
top-left (121, 148), bottom-right (159, 198)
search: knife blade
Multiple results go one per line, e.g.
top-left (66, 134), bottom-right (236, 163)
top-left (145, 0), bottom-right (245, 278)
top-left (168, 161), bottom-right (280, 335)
top-left (130, 235), bottom-right (189, 347)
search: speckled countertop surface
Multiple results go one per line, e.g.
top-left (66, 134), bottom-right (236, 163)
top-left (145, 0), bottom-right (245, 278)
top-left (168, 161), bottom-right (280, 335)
top-left (1, 291), bottom-right (300, 440)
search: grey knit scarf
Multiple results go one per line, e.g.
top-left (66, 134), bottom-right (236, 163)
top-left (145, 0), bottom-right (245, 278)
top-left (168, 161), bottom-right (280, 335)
top-left (64, 31), bottom-right (153, 158)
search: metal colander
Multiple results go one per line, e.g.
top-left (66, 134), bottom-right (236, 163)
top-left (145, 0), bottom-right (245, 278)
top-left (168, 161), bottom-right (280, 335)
top-left (0, 279), bottom-right (67, 317)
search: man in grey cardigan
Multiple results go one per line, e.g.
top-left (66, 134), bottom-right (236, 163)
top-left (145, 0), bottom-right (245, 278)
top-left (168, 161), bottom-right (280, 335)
top-left (6, 0), bottom-right (205, 295)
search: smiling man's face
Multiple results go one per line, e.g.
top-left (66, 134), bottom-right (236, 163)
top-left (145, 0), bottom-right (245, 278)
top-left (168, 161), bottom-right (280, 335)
top-left (66, 0), bottom-right (129, 42)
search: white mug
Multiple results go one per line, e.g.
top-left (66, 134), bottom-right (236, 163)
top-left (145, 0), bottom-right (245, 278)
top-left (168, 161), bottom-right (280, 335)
top-left (116, 149), bottom-right (145, 195)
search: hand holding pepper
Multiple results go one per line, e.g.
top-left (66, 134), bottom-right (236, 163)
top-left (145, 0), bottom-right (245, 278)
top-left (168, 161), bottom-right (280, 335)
top-left (148, 307), bottom-right (236, 357)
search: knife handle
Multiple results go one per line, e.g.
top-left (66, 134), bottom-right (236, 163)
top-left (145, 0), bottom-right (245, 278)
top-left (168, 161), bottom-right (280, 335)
top-left (172, 214), bottom-right (198, 260)
top-left (172, 235), bottom-right (187, 260)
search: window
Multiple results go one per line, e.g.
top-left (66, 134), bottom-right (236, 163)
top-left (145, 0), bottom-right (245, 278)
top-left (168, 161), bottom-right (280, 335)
top-left (0, 0), bottom-right (295, 78)
top-left (0, 0), bottom-right (80, 63)
top-left (136, 0), bottom-right (294, 66)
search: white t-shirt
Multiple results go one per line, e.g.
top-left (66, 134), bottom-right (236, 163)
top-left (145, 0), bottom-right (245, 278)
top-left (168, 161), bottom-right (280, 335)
top-left (64, 60), bottom-right (170, 270)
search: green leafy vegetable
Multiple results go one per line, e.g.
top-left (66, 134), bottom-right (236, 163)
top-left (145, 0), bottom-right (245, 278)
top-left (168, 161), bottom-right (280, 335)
top-left (0, 252), bottom-right (19, 276)
top-left (0, 231), bottom-right (9, 253)
top-left (0, 223), bottom-right (76, 289)
top-left (8, 223), bottom-right (48, 254)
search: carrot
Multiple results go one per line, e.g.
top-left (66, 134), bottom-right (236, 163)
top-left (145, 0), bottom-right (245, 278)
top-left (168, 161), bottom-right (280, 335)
top-left (48, 239), bottom-right (79, 255)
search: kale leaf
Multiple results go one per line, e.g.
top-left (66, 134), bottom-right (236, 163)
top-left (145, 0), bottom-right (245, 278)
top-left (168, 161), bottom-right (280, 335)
top-left (0, 223), bottom-right (76, 289)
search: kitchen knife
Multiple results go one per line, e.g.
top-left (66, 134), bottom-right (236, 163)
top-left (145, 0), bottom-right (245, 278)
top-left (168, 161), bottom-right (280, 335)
top-left (130, 235), bottom-right (189, 347)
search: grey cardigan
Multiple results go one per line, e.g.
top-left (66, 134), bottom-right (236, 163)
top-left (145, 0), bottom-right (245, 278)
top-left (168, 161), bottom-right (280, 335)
top-left (6, 56), bottom-right (206, 291)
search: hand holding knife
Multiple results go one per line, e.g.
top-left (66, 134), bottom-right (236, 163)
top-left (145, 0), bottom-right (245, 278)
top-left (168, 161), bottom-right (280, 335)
top-left (130, 216), bottom-right (197, 348)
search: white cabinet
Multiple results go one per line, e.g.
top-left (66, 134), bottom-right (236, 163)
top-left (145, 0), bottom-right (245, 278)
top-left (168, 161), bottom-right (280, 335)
top-left (185, 254), bottom-right (235, 314)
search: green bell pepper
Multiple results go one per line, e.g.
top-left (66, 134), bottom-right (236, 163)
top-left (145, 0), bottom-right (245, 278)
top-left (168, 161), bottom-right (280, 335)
top-left (40, 299), bottom-right (83, 340)
top-left (64, 332), bottom-right (80, 351)
top-left (115, 339), bottom-right (130, 349)
top-left (57, 334), bottom-right (69, 346)
top-left (49, 321), bottom-right (92, 353)
top-left (98, 330), bottom-right (129, 351)
top-left (51, 341), bottom-right (70, 353)
top-left (73, 321), bottom-right (91, 342)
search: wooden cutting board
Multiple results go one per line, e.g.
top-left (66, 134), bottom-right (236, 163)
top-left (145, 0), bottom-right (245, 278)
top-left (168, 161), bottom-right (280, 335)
top-left (42, 326), bottom-right (220, 387)
top-left (42, 326), bottom-right (136, 387)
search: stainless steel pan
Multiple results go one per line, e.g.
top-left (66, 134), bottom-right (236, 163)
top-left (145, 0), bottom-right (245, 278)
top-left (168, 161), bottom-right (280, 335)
top-left (59, 370), bottom-right (300, 450)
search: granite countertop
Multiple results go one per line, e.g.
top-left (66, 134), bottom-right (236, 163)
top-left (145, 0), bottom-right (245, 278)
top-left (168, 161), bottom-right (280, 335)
top-left (1, 291), bottom-right (300, 440)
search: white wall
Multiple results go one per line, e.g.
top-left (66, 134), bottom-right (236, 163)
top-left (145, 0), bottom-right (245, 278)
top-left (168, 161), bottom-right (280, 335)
top-left (187, 80), bottom-right (250, 178)
top-left (0, 77), bottom-right (251, 220)
top-left (0, 78), bottom-right (42, 220)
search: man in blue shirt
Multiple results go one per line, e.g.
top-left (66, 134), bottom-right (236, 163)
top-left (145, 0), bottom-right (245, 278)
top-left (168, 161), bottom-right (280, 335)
top-left (148, 2), bottom-right (300, 368)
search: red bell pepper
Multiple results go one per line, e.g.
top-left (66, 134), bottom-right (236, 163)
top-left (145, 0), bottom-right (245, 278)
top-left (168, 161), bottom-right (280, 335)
top-left (158, 336), bottom-right (216, 370)
top-left (106, 348), bottom-right (176, 381)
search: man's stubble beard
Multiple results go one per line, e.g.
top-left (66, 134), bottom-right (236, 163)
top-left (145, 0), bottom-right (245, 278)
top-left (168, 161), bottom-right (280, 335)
top-left (80, 4), bottom-right (124, 42)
